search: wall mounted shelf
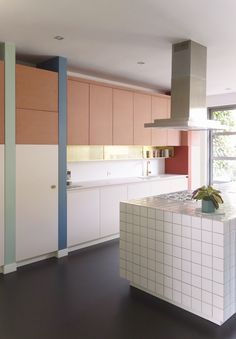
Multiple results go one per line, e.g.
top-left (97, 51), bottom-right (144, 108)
top-left (67, 145), bottom-right (174, 162)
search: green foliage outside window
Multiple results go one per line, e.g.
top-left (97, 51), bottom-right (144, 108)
top-left (212, 110), bottom-right (236, 181)
top-left (212, 110), bottom-right (235, 128)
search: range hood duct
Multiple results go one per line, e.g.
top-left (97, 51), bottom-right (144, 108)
top-left (145, 40), bottom-right (225, 131)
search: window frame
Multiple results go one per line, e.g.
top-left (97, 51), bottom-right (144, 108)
top-left (208, 105), bottom-right (236, 185)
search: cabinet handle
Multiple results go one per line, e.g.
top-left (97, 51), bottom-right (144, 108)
top-left (51, 185), bottom-right (56, 189)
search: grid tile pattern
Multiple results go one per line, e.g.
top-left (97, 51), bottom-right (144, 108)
top-left (120, 202), bottom-right (236, 325)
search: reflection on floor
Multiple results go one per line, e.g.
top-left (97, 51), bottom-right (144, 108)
top-left (0, 240), bottom-right (235, 339)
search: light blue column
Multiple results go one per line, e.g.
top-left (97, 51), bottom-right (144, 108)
top-left (0, 42), bottom-right (16, 271)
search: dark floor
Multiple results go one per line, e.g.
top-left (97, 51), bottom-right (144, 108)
top-left (0, 241), bottom-right (236, 339)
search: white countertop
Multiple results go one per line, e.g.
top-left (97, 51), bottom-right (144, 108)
top-left (67, 174), bottom-right (187, 190)
top-left (125, 191), bottom-right (236, 222)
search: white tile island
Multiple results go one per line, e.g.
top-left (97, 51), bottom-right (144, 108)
top-left (119, 191), bottom-right (236, 325)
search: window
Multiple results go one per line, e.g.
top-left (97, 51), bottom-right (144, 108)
top-left (209, 107), bottom-right (236, 188)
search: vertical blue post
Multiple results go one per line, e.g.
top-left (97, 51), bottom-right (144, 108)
top-left (0, 42), bottom-right (17, 273)
top-left (38, 57), bottom-right (67, 252)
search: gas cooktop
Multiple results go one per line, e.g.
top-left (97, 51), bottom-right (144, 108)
top-left (159, 191), bottom-right (193, 201)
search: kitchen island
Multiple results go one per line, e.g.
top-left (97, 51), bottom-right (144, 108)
top-left (119, 191), bottom-right (236, 325)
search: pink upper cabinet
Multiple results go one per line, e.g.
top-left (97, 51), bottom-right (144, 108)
top-left (151, 95), bottom-right (168, 146)
top-left (181, 131), bottom-right (201, 146)
top-left (16, 64), bottom-right (58, 112)
top-left (133, 93), bottom-right (151, 145)
top-left (67, 80), bottom-right (89, 145)
top-left (167, 129), bottom-right (181, 146)
top-left (16, 109), bottom-right (58, 144)
top-left (113, 89), bottom-right (133, 145)
top-left (89, 84), bottom-right (112, 145)
top-left (15, 64), bottom-right (58, 145)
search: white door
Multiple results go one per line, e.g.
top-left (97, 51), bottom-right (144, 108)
top-left (100, 185), bottom-right (127, 237)
top-left (16, 145), bottom-right (58, 261)
top-left (0, 146), bottom-right (4, 266)
top-left (67, 188), bottom-right (100, 247)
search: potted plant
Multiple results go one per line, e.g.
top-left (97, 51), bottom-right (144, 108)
top-left (192, 185), bottom-right (224, 213)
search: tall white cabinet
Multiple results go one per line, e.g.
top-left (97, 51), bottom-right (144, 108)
top-left (16, 146), bottom-right (58, 261)
top-left (0, 146), bottom-right (4, 266)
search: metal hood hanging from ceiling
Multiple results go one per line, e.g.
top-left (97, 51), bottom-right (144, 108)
top-left (144, 40), bottom-right (225, 131)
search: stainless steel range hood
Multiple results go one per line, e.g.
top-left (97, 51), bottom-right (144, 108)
top-left (145, 40), bottom-right (226, 131)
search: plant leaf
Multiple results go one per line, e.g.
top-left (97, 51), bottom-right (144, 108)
top-left (211, 196), bottom-right (219, 209)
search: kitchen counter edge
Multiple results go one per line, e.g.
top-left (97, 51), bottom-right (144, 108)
top-left (67, 174), bottom-right (188, 191)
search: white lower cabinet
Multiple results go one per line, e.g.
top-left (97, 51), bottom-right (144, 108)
top-left (0, 146), bottom-right (4, 266)
top-left (67, 176), bottom-right (188, 249)
top-left (100, 185), bottom-right (127, 237)
top-left (170, 177), bottom-right (188, 192)
top-left (67, 188), bottom-right (100, 247)
top-left (150, 177), bottom-right (188, 196)
top-left (127, 182), bottom-right (151, 200)
top-left (16, 145), bottom-right (58, 262)
top-left (126, 177), bottom-right (187, 200)
top-left (150, 180), bottom-right (170, 195)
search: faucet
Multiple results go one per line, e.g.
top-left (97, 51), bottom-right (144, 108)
top-left (146, 160), bottom-right (151, 177)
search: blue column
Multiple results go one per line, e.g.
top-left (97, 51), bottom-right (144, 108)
top-left (38, 57), bottom-right (67, 250)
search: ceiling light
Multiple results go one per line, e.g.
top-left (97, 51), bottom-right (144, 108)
top-left (54, 36), bottom-right (64, 41)
top-left (137, 61), bottom-right (145, 65)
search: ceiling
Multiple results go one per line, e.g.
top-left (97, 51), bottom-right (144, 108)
top-left (0, 0), bottom-right (236, 95)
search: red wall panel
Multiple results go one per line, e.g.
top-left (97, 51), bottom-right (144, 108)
top-left (165, 146), bottom-right (189, 175)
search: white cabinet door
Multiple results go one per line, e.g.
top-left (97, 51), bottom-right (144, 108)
top-left (16, 146), bottom-right (58, 261)
top-left (0, 146), bottom-right (4, 266)
top-left (150, 177), bottom-right (188, 196)
top-left (169, 177), bottom-right (188, 192)
top-left (150, 180), bottom-right (171, 196)
top-left (100, 185), bottom-right (127, 237)
top-left (67, 188), bottom-right (100, 247)
top-left (127, 182), bottom-right (151, 200)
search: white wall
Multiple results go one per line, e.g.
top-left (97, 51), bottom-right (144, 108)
top-left (207, 92), bottom-right (236, 107)
top-left (67, 158), bottom-right (165, 182)
top-left (199, 131), bottom-right (208, 186)
top-left (190, 146), bottom-right (202, 190)
top-left (67, 71), bottom-right (161, 94)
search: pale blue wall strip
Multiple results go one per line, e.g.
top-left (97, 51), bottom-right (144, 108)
top-left (0, 42), bottom-right (16, 265)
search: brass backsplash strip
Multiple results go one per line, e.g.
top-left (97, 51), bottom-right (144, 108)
top-left (67, 145), bottom-right (103, 162)
top-left (104, 146), bottom-right (143, 160)
top-left (67, 145), bottom-right (174, 162)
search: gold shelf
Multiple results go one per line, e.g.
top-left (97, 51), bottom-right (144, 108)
top-left (67, 146), bottom-right (103, 162)
top-left (104, 146), bottom-right (143, 160)
top-left (67, 145), bottom-right (174, 162)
